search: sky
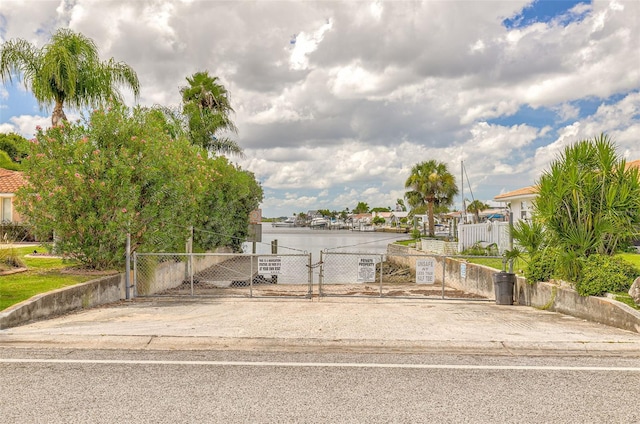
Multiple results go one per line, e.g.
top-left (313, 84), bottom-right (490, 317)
top-left (0, 0), bottom-right (639, 218)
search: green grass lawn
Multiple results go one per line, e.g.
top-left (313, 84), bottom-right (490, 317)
top-left (0, 245), bottom-right (98, 311)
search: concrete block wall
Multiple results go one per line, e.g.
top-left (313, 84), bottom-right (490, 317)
top-left (387, 244), bottom-right (640, 334)
top-left (0, 274), bottom-right (124, 329)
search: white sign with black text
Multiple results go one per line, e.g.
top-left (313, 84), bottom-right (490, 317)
top-left (416, 258), bottom-right (436, 284)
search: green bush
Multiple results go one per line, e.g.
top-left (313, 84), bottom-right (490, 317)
top-left (575, 254), bottom-right (639, 297)
top-left (524, 250), bottom-right (556, 284)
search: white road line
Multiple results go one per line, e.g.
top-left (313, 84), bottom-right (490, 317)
top-left (1, 358), bottom-right (639, 371)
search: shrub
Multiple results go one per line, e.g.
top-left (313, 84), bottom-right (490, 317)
top-left (524, 250), bottom-right (556, 284)
top-left (574, 254), bottom-right (639, 297)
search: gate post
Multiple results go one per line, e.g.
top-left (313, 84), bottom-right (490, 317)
top-left (125, 233), bottom-right (131, 300)
top-left (307, 253), bottom-right (313, 299)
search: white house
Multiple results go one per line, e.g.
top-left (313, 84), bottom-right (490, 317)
top-left (493, 185), bottom-right (537, 224)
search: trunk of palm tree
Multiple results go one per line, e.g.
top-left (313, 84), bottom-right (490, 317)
top-left (428, 200), bottom-right (435, 237)
top-left (51, 101), bottom-right (67, 127)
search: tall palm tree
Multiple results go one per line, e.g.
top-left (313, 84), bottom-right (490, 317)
top-left (466, 199), bottom-right (489, 223)
top-left (180, 71), bottom-right (242, 156)
top-left (0, 28), bottom-right (139, 127)
top-left (405, 160), bottom-right (458, 237)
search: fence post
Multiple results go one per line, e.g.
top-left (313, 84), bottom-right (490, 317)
top-left (187, 226), bottom-right (194, 296)
top-left (441, 255), bottom-right (446, 299)
top-left (125, 233), bottom-right (131, 300)
top-left (307, 253), bottom-right (313, 298)
top-left (378, 254), bottom-right (383, 297)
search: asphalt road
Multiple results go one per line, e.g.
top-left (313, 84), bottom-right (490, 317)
top-left (1, 349), bottom-right (639, 423)
top-left (2, 297), bottom-right (640, 422)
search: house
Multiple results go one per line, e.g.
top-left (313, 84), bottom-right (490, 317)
top-left (493, 159), bottom-right (640, 224)
top-left (493, 185), bottom-right (537, 223)
top-left (390, 211), bottom-right (409, 227)
top-left (372, 211), bottom-right (393, 224)
top-left (0, 168), bottom-right (26, 223)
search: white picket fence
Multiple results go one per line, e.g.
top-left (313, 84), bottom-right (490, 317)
top-left (457, 222), bottom-right (510, 254)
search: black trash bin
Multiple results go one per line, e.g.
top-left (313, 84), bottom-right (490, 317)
top-left (493, 271), bottom-right (516, 305)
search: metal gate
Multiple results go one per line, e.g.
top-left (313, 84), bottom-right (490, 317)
top-left (319, 251), bottom-right (490, 300)
top-left (133, 252), bottom-right (312, 298)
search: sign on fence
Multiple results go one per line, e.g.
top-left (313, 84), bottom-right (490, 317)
top-left (416, 258), bottom-right (436, 284)
top-left (258, 257), bottom-right (282, 275)
top-left (357, 257), bottom-right (376, 282)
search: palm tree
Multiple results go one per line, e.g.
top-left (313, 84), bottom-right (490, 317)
top-left (405, 160), bottom-right (458, 237)
top-left (534, 134), bottom-right (640, 280)
top-left (180, 71), bottom-right (242, 156)
top-left (466, 199), bottom-right (489, 223)
top-left (0, 28), bottom-right (139, 127)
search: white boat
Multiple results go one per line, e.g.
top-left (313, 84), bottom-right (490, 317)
top-left (272, 217), bottom-right (296, 227)
top-left (309, 217), bottom-right (329, 228)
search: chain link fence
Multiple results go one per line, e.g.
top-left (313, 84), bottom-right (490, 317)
top-left (318, 251), bottom-right (493, 300)
top-left (134, 252), bottom-right (312, 298)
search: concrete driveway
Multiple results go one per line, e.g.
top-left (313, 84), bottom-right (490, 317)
top-left (1, 297), bottom-right (640, 355)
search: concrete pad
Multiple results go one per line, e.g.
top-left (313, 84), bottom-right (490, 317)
top-left (1, 297), bottom-right (639, 355)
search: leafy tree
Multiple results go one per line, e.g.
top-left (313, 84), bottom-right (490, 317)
top-left (353, 201), bottom-right (370, 214)
top-left (405, 160), bottom-right (458, 237)
top-left (194, 158), bottom-right (263, 251)
top-left (0, 150), bottom-right (20, 171)
top-left (395, 199), bottom-right (407, 211)
top-left (180, 71), bottom-right (242, 156)
top-left (371, 207), bottom-right (391, 212)
top-left (534, 134), bottom-right (640, 281)
top-left (0, 132), bottom-right (30, 164)
top-left (466, 199), bottom-right (489, 223)
top-left (16, 103), bottom-right (207, 269)
top-left (1, 28), bottom-right (139, 127)
top-left (372, 216), bottom-right (385, 225)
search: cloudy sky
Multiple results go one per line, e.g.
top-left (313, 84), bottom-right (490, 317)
top-left (1, 0), bottom-right (639, 218)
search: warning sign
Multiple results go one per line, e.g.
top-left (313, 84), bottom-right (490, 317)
top-left (416, 258), bottom-right (436, 284)
top-left (258, 257), bottom-right (282, 275)
top-left (357, 257), bottom-right (376, 282)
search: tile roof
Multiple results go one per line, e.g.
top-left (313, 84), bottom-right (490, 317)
top-left (626, 159), bottom-right (640, 170)
top-left (493, 159), bottom-right (640, 202)
top-left (0, 168), bottom-right (26, 194)
top-left (493, 185), bottom-right (538, 201)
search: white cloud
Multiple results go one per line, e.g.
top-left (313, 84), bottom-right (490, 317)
top-left (0, 0), bottom-right (638, 216)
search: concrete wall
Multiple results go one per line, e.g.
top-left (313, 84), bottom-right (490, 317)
top-left (0, 273), bottom-right (124, 329)
top-left (387, 244), bottom-right (640, 334)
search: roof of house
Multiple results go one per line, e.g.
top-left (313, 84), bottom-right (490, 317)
top-left (626, 159), bottom-right (640, 170)
top-left (493, 185), bottom-right (538, 201)
top-left (0, 168), bottom-right (26, 194)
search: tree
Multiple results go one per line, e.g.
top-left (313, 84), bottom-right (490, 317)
top-left (194, 158), bottom-right (263, 252)
top-left (17, 103), bottom-right (208, 269)
top-left (0, 132), bottom-right (29, 164)
top-left (534, 134), bottom-right (640, 281)
top-left (405, 160), bottom-right (458, 237)
top-left (466, 199), bottom-right (489, 223)
top-left (0, 28), bottom-right (139, 127)
top-left (396, 199), bottom-right (407, 211)
top-left (180, 71), bottom-right (242, 156)
top-left (353, 202), bottom-right (369, 214)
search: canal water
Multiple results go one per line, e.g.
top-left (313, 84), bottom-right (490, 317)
top-left (243, 224), bottom-right (410, 262)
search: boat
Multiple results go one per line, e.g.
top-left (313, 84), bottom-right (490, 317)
top-left (272, 216), bottom-right (296, 227)
top-left (309, 217), bottom-right (329, 228)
